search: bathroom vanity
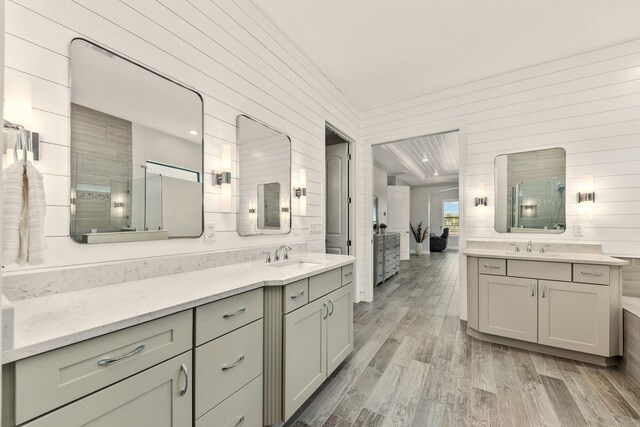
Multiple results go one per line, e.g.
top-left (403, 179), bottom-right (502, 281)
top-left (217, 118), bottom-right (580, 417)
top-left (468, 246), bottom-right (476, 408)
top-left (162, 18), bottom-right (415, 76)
top-left (1, 253), bottom-right (355, 427)
top-left (465, 241), bottom-right (628, 365)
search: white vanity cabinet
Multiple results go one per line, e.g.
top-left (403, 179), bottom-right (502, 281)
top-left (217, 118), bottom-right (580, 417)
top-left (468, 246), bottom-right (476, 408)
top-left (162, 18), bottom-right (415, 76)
top-left (469, 255), bottom-right (622, 362)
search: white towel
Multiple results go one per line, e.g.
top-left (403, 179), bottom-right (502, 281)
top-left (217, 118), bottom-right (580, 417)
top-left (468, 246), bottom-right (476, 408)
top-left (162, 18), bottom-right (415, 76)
top-left (24, 161), bottom-right (46, 265)
top-left (2, 163), bottom-right (25, 264)
top-left (2, 161), bottom-right (46, 266)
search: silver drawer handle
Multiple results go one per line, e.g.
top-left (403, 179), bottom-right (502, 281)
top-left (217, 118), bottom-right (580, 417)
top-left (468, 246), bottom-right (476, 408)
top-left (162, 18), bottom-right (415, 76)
top-left (291, 290), bottom-right (305, 299)
top-left (223, 307), bottom-right (246, 319)
top-left (222, 354), bottom-right (246, 371)
top-left (234, 416), bottom-right (245, 427)
top-left (542, 284), bottom-right (546, 298)
top-left (179, 363), bottom-right (189, 396)
top-left (483, 265), bottom-right (501, 269)
top-left (344, 272), bottom-right (353, 277)
top-left (580, 271), bottom-right (604, 277)
top-left (97, 344), bottom-right (145, 366)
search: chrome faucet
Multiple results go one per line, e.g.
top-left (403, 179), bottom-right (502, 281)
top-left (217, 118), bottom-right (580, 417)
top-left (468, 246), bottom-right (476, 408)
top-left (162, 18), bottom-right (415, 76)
top-left (539, 244), bottom-right (551, 254)
top-left (510, 243), bottom-right (520, 253)
top-left (526, 241), bottom-right (533, 253)
top-left (275, 245), bottom-right (292, 261)
top-left (262, 251), bottom-right (272, 263)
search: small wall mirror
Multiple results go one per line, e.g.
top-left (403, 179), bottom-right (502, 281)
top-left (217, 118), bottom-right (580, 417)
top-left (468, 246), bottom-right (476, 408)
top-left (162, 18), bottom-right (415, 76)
top-left (70, 40), bottom-right (203, 243)
top-left (494, 147), bottom-right (566, 234)
top-left (237, 115), bottom-right (291, 236)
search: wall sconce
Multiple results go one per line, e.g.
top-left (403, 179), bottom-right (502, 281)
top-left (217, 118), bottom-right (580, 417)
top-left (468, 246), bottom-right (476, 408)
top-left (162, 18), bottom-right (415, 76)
top-left (294, 168), bottom-right (307, 216)
top-left (577, 192), bottom-right (595, 203)
top-left (214, 144), bottom-right (233, 212)
top-left (3, 75), bottom-right (40, 166)
top-left (248, 208), bottom-right (256, 214)
top-left (474, 182), bottom-right (487, 206)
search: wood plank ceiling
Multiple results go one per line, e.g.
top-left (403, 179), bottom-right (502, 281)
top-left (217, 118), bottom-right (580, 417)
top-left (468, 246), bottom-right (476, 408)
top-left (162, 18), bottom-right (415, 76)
top-left (374, 130), bottom-right (459, 186)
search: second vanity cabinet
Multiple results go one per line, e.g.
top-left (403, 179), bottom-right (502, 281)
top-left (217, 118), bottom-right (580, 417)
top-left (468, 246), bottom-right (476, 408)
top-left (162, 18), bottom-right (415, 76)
top-left (471, 256), bottom-right (619, 359)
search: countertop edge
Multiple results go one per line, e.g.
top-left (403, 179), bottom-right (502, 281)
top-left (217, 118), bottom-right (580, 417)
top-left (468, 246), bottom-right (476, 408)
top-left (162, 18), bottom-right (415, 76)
top-left (463, 250), bottom-right (629, 266)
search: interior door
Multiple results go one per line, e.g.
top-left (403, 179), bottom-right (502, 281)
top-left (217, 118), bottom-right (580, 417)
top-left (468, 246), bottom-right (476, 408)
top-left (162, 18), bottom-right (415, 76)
top-left (387, 185), bottom-right (410, 260)
top-left (326, 143), bottom-right (349, 254)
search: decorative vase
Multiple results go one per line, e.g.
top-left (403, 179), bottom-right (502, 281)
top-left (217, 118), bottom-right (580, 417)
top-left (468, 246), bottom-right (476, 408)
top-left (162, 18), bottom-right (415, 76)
top-left (416, 242), bottom-right (423, 256)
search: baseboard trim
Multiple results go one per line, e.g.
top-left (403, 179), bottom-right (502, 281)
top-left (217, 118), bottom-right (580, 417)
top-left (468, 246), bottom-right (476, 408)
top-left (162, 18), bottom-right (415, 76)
top-left (467, 326), bottom-right (619, 367)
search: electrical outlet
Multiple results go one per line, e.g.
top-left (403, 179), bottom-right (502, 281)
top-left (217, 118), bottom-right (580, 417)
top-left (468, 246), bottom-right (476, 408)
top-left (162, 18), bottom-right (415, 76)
top-left (573, 224), bottom-right (584, 237)
top-left (204, 223), bottom-right (215, 242)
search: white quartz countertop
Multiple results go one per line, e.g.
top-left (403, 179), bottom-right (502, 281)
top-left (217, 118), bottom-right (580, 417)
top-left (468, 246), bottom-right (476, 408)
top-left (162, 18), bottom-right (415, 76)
top-left (463, 248), bottom-right (628, 266)
top-left (3, 252), bottom-right (355, 364)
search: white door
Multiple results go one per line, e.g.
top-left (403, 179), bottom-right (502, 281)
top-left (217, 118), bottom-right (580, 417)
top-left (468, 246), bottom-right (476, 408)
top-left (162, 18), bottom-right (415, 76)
top-left (538, 280), bottom-right (610, 356)
top-left (387, 185), bottom-right (410, 260)
top-left (479, 275), bottom-right (538, 343)
top-left (326, 143), bottom-right (349, 254)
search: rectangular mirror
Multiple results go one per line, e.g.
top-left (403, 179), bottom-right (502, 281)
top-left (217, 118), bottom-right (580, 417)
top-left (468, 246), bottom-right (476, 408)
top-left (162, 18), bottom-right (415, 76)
top-left (494, 147), bottom-right (566, 234)
top-left (70, 39), bottom-right (203, 244)
top-left (237, 115), bottom-right (291, 236)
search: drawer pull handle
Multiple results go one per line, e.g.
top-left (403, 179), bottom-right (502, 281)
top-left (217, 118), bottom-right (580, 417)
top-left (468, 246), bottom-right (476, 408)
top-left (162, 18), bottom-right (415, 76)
top-left (222, 354), bottom-right (246, 371)
top-left (179, 363), bottom-right (189, 396)
top-left (223, 307), bottom-right (246, 319)
top-left (542, 284), bottom-right (546, 298)
top-left (580, 271), bottom-right (604, 277)
top-left (483, 265), bottom-right (501, 269)
top-left (234, 416), bottom-right (245, 426)
top-left (344, 272), bottom-right (353, 277)
top-left (531, 283), bottom-right (535, 297)
top-left (97, 344), bottom-right (145, 366)
top-left (323, 302), bottom-right (329, 319)
top-left (291, 290), bottom-right (305, 299)
top-left (328, 300), bottom-right (335, 316)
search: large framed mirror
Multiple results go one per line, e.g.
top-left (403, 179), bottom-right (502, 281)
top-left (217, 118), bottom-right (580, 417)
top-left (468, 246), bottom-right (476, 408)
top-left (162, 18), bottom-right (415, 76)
top-left (237, 115), bottom-right (291, 236)
top-left (494, 147), bottom-right (566, 234)
top-left (69, 39), bottom-right (203, 244)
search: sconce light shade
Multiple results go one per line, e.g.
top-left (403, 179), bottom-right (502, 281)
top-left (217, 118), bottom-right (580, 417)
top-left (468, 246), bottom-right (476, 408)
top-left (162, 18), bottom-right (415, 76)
top-left (295, 168), bottom-right (307, 216)
top-left (577, 192), bottom-right (595, 203)
top-left (215, 144), bottom-right (233, 212)
top-left (4, 75), bottom-right (33, 130)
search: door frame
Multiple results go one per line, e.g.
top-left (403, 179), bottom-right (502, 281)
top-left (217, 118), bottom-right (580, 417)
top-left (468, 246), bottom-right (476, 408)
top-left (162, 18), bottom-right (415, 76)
top-left (325, 122), bottom-right (355, 258)
top-left (364, 120), bottom-right (468, 311)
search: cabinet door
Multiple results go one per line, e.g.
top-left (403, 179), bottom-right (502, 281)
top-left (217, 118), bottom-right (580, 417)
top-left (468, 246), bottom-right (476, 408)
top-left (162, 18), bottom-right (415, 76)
top-left (327, 284), bottom-right (354, 374)
top-left (479, 274), bottom-right (537, 343)
top-left (24, 351), bottom-right (192, 427)
top-left (538, 280), bottom-right (610, 356)
top-left (283, 297), bottom-right (328, 420)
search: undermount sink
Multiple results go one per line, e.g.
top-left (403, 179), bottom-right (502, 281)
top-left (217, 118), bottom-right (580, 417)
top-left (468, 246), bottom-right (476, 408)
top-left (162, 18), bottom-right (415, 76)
top-left (267, 260), bottom-right (322, 269)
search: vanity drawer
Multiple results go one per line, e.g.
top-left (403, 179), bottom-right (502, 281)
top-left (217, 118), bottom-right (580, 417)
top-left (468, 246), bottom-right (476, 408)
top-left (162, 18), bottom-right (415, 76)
top-left (309, 268), bottom-right (341, 301)
top-left (342, 263), bottom-right (354, 285)
top-left (15, 310), bottom-right (192, 425)
top-left (196, 375), bottom-right (263, 427)
top-left (508, 260), bottom-right (571, 282)
top-left (574, 264), bottom-right (610, 285)
top-left (196, 288), bottom-right (263, 346)
top-left (284, 279), bottom-right (309, 314)
top-left (479, 258), bottom-right (506, 276)
top-left (195, 319), bottom-right (263, 418)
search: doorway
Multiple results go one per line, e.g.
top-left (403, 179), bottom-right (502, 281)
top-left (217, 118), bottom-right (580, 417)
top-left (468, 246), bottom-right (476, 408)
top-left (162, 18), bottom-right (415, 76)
top-left (371, 130), bottom-right (462, 297)
top-left (325, 124), bottom-right (352, 255)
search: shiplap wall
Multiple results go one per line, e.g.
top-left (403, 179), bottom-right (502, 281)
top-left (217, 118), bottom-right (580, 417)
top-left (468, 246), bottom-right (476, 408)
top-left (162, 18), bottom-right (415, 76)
top-left (363, 36), bottom-right (640, 314)
top-left (4, 0), bottom-right (364, 297)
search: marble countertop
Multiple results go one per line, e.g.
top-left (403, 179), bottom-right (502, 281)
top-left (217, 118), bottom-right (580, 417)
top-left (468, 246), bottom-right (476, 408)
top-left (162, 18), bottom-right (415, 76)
top-left (463, 248), bottom-right (628, 266)
top-left (3, 252), bottom-right (355, 364)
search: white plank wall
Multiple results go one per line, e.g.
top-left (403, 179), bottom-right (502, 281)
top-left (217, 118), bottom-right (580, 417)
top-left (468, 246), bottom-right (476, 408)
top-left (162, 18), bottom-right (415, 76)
top-left (4, 0), bottom-right (365, 297)
top-left (362, 36), bottom-right (640, 310)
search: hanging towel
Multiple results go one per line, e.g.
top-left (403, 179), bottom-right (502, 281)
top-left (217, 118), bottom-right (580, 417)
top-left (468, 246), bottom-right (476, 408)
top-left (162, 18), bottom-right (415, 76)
top-left (24, 161), bottom-right (46, 265)
top-left (2, 163), bottom-right (25, 264)
top-left (2, 161), bottom-right (46, 266)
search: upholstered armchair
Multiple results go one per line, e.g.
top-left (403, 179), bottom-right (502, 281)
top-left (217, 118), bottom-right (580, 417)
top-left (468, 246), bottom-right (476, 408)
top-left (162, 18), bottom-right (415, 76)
top-left (430, 227), bottom-right (449, 252)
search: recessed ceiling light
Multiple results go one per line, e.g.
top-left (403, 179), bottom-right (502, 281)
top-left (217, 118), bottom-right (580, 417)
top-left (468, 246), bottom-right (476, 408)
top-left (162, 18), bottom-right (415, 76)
top-left (434, 171), bottom-right (439, 176)
top-left (422, 158), bottom-right (429, 162)
top-left (189, 130), bottom-right (198, 136)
